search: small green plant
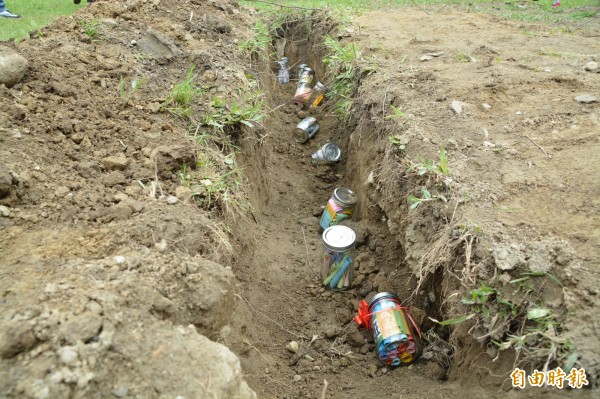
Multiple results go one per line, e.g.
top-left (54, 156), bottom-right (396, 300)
top-left (163, 65), bottom-right (203, 118)
top-left (456, 50), bottom-right (476, 63)
top-left (388, 134), bottom-right (409, 150)
top-left (323, 36), bottom-right (361, 119)
top-left (202, 81), bottom-right (264, 132)
top-left (133, 51), bottom-right (147, 63)
top-left (239, 21), bottom-right (272, 60)
top-left (118, 76), bottom-right (144, 103)
top-left (407, 188), bottom-right (447, 209)
top-left (408, 147), bottom-right (451, 177)
top-left (81, 18), bottom-right (100, 38)
top-left (385, 105), bottom-right (412, 123)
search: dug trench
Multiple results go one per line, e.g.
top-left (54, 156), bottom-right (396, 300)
top-left (225, 13), bottom-right (597, 398)
top-left (224, 20), bottom-right (457, 398)
top-left (219, 18), bottom-right (534, 399)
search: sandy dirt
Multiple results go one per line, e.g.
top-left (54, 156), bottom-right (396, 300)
top-left (0, 1), bottom-right (598, 398)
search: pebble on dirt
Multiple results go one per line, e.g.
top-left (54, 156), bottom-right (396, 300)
top-left (0, 322), bottom-right (37, 358)
top-left (286, 341), bottom-right (299, 353)
top-left (102, 154), bottom-right (129, 171)
top-left (583, 61), bottom-right (598, 72)
top-left (451, 100), bottom-right (463, 114)
top-left (0, 46), bottom-right (29, 88)
top-left (60, 313), bottom-right (103, 345)
top-left (574, 94), bottom-right (597, 104)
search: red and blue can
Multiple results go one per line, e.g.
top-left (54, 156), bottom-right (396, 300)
top-left (354, 292), bottom-right (422, 366)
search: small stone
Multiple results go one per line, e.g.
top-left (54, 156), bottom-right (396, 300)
top-left (0, 46), bottom-right (29, 88)
top-left (482, 103), bottom-right (491, 110)
top-left (155, 239), bottom-right (168, 252)
top-left (366, 171), bottom-right (374, 185)
top-left (507, 148), bottom-right (518, 155)
top-left (58, 346), bottom-right (79, 365)
top-left (112, 387), bottom-right (129, 398)
top-left (60, 313), bottom-right (103, 344)
top-left (102, 154), bottom-right (129, 171)
top-left (0, 322), bottom-right (36, 358)
top-left (286, 341), bottom-right (299, 353)
top-left (483, 141), bottom-right (495, 148)
top-left (148, 102), bottom-right (162, 113)
top-left (175, 186), bottom-right (192, 201)
top-left (447, 139), bottom-right (459, 149)
top-left (575, 95), bottom-right (597, 104)
top-left (114, 256), bottom-right (126, 264)
top-left (166, 195), bottom-right (178, 205)
top-left (451, 100), bottom-right (463, 114)
top-left (114, 193), bottom-right (129, 202)
top-left (312, 366), bottom-right (321, 371)
top-left (293, 374), bottom-right (302, 382)
top-left (202, 70), bottom-right (217, 82)
top-left (583, 61), bottom-right (598, 72)
top-left (0, 205), bottom-right (10, 217)
top-left (340, 357), bottom-right (349, 366)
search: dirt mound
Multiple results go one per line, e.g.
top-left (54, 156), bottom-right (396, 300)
top-left (0, 0), bottom-right (257, 397)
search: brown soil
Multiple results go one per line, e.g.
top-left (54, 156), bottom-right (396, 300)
top-left (0, 1), bottom-right (598, 399)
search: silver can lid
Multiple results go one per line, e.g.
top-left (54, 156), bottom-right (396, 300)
top-left (314, 81), bottom-right (327, 91)
top-left (368, 292), bottom-right (400, 307)
top-left (333, 188), bottom-right (357, 207)
top-left (322, 225), bottom-right (356, 252)
top-left (322, 143), bottom-right (341, 162)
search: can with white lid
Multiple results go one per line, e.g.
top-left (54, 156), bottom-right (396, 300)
top-left (321, 225), bottom-right (356, 290)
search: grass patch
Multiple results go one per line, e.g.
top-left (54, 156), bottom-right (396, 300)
top-left (163, 65), bottom-right (204, 119)
top-left (0, 0), bottom-right (86, 42)
top-left (323, 35), bottom-right (361, 119)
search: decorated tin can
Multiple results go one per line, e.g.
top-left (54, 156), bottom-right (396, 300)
top-left (294, 67), bottom-right (315, 103)
top-left (293, 117), bottom-right (320, 143)
top-left (321, 225), bottom-right (356, 290)
top-left (319, 188), bottom-right (357, 230)
top-left (353, 292), bottom-right (422, 366)
top-left (311, 143), bottom-right (341, 163)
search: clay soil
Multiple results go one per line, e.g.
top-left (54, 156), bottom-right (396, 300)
top-left (0, 1), bottom-right (598, 399)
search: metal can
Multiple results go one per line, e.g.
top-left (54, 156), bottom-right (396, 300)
top-left (297, 63), bottom-right (308, 79)
top-left (294, 67), bottom-right (315, 103)
top-left (310, 81), bottom-right (327, 108)
top-left (277, 57), bottom-right (289, 84)
top-left (321, 225), bottom-right (356, 290)
top-left (293, 117), bottom-right (319, 143)
top-left (354, 292), bottom-right (422, 366)
top-left (311, 143), bottom-right (341, 163)
top-left (319, 188), bottom-right (357, 230)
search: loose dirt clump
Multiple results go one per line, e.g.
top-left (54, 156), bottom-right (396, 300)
top-left (1, 0), bottom-right (259, 397)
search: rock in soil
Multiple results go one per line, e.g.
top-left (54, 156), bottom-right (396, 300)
top-left (0, 46), bottom-right (28, 88)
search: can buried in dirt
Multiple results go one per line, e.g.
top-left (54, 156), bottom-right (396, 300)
top-left (354, 292), bottom-right (422, 366)
top-left (297, 63), bottom-right (308, 79)
top-left (293, 117), bottom-right (320, 143)
top-left (322, 225), bottom-right (356, 290)
top-left (310, 81), bottom-right (327, 108)
top-left (294, 67), bottom-right (315, 103)
top-left (311, 143), bottom-right (341, 163)
top-left (277, 57), bottom-right (290, 84)
top-left (319, 188), bottom-right (357, 231)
